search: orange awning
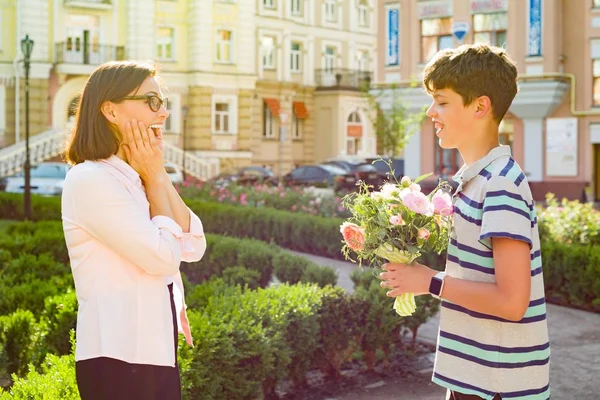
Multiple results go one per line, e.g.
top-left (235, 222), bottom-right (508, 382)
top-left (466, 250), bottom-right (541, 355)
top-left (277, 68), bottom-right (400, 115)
top-left (264, 98), bottom-right (281, 117)
top-left (293, 101), bottom-right (309, 119)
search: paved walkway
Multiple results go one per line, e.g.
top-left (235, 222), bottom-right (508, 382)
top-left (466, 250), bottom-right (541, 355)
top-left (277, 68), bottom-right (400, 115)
top-left (288, 250), bottom-right (600, 400)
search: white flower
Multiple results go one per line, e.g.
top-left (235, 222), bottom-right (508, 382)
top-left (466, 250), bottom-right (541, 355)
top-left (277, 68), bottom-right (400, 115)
top-left (380, 183), bottom-right (401, 200)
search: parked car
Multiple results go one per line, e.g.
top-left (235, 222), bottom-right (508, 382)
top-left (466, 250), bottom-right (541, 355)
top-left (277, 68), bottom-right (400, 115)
top-left (164, 162), bottom-right (184, 184)
top-left (4, 162), bottom-right (71, 196)
top-left (210, 166), bottom-right (276, 187)
top-left (366, 157), bottom-right (405, 181)
top-left (323, 159), bottom-right (385, 190)
top-left (281, 164), bottom-right (357, 192)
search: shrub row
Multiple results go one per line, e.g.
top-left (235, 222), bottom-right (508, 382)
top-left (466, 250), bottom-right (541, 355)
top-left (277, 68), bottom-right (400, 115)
top-left (3, 192), bottom-right (599, 307)
top-left (1, 279), bottom-right (438, 400)
top-left (0, 219), bottom-right (338, 379)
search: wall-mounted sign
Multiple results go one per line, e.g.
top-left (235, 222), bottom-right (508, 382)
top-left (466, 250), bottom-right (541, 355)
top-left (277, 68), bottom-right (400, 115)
top-left (470, 0), bottom-right (508, 14)
top-left (546, 118), bottom-right (578, 177)
top-left (417, 0), bottom-right (453, 20)
top-left (453, 21), bottom-right (470, 42)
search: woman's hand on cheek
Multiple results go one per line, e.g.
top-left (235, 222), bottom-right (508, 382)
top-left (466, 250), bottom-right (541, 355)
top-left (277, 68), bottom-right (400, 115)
top-left (121, 119), bottom-right (166, 185)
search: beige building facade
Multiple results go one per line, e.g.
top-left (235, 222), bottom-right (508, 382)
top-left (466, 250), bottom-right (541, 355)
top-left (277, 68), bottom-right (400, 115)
top-left (0, 0), bottom-right (378, 177)
top-left (376, 0), bottom-right (600, 201)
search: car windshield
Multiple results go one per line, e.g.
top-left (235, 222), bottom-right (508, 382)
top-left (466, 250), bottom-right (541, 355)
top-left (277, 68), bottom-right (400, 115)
top-left (165, 166), bottom-right (178, 174)
top-left (30, 164), bottom-right (67, 179)
top-left (355, 164), bottom-right (378, 172)
top-left (320, 164), bottom-right (347, 175)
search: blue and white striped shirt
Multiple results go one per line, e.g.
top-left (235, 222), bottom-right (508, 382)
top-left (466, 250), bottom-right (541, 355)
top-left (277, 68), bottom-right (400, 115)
top-left (432, 146), bottom-right (550, 400)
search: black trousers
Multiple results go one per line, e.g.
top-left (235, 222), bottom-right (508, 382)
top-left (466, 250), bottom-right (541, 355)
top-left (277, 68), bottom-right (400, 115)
top-left (76, 284), bottom-right (181, 400)
top-left (449, 391), bottom-right (502, 400)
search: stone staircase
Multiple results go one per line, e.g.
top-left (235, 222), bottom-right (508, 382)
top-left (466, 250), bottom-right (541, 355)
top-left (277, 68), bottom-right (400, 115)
top-left (0, 129), bottom-right (220, 181)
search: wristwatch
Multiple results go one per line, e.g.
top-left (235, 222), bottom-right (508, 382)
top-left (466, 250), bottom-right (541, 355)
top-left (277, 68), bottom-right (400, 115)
top-left (429, 272), bottom-right (447, 299)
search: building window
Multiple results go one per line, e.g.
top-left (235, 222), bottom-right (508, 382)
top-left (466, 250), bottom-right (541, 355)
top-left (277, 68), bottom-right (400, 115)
top-left (421, 17), bottom-right (453, 62)
top-left (324, 46), bottom-right (336, 72)
top-left (291, 42), bottom-right (302, 72)
top-left (262, 36), bottom-right (276, 69)
top-left (263, 0), bottom-right (275, 9)
top-left (291, 0), bottom-right (302, 15)
top-left (357, 50), bottom-right (369, 71)
top-left (594, 60), bottom-right (600, 106)
top-left (216, 30), bottom-right (233, 63)
top-left (212, 95), bottom-right (237, 134)
top-left (346, 111), bottom-right (363, 156)
top-left (163, 94), bottom-right (181, 134)
top-left (157, 27), bottom-right (175, 60)
top-left (325, 0), bottom-right (338, 22)
top-left (292, 113), bottom-right (302, 139)
top-left (263, 102), bottom-right (275, 138)
top-left (499, 119), bottom-right (514, 149)
top-left (214, 103), bottom-right (230, 133)
top-left (357, 0), bottom-right (369, 27)
top-left (473, 13), bottom-right (507, 48)
top-left (594, 0), bottom-right (600, 8)
top-left (0, 86), bottom-right (6, 135)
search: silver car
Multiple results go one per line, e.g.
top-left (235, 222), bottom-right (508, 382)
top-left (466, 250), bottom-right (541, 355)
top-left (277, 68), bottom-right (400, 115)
top-left (4, 162), bottom-right (71, 196)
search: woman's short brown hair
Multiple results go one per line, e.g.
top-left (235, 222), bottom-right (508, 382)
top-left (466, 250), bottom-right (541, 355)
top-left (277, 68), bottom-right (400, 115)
top-left (64, 61), bottom-right (156, 165)
top-left (422, 44), bottom-right (518, 123)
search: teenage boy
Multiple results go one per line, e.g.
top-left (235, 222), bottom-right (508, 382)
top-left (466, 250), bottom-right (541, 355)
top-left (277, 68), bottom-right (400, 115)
top-left (379, 44), bottom-right (550, 400)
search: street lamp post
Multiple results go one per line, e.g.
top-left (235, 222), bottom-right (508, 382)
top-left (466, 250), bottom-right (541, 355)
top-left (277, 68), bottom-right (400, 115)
top-left (181, 106), bottom-right (188, 182)
top-left (21, 35), bottom-right (34, 220)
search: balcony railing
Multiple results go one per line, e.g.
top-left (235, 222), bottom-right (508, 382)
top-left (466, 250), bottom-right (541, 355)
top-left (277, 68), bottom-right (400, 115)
top-left (315, 68), bottom-right (372, 91)
top-left (64, 0), bottom-right (112, 7)
top-left (55, 42), bottom-right (125, 65)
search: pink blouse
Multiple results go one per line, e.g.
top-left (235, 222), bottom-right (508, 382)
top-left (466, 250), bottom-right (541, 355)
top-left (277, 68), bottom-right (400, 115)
top-left (61, 155), bottom-right (206, 367)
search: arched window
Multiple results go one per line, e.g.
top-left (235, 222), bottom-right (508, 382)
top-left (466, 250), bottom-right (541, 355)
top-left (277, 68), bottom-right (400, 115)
top-left (67, 95), bottom-right (81, 120)
top-left (346, 111), bottom-right (363, 155)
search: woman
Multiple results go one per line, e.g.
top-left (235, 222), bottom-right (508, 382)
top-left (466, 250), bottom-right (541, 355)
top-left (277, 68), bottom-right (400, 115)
top-left (61, 60), bottom-right (206, 400)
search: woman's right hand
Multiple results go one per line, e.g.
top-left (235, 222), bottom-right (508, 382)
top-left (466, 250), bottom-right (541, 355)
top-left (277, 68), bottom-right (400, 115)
top-left (122, 120), bottom-right (165, 184)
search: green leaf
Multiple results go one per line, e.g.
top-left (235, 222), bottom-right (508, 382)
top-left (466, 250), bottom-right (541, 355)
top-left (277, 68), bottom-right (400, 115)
top-left (413, 173), bottom-right (433, 184)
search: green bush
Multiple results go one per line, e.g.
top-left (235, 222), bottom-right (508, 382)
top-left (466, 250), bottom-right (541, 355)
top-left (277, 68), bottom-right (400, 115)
top-left (0, 310), bottom-right (45, 377)
top-left (311, 286), bottom-right (364, 379)
top-left (541, 241), bottom-right (600, 309)
top-left (40, 291), bottom-right (78, 356)
top-left (0, 353), bottom-right (79, 400)
top-left (0, 254), bottom-right (73, 316)
top-left (0, 193), bottom-right (61, 221)
top-left (537, 193), bottom-right (600, 245)
top-left (221, 267), bottom-right (261, 290)
top-left (300, 263), bottom-right (338, 288)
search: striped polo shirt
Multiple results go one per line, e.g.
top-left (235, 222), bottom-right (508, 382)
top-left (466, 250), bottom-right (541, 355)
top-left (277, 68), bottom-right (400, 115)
top-left (432, 146), bottom-right (550, 400)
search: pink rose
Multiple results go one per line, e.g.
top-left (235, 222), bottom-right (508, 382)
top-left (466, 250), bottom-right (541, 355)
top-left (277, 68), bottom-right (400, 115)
top-left (401, 191), bottom-right (434, 216)
top-left (418, 228), bottom-right (430, 240)
top-left (432, 190), bottom-right (454, 216)
top-left (340, 222), bottom-right (366, 251)
top-left (389, 215), bottom-right (405, 226)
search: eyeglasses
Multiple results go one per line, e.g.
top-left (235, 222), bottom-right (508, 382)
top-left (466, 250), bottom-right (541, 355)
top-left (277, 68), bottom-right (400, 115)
top-left (118, 94), bottom-right (169, 112)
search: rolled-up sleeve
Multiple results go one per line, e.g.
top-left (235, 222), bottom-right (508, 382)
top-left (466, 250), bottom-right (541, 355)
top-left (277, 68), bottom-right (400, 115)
top-left (181, 208), bottom-right (206, 263)
top-left (64, 167), bottom-right (183, 276)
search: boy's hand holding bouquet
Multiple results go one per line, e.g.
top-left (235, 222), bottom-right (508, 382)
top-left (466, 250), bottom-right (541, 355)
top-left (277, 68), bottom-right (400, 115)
top-left (340, 173), bottom-right (453, 316)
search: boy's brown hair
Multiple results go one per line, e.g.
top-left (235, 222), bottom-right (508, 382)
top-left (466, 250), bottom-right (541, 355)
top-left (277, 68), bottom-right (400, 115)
top-left (422, 44), bottom-right (518, 123)
top-left (65, 61), bottom-right (156, 165)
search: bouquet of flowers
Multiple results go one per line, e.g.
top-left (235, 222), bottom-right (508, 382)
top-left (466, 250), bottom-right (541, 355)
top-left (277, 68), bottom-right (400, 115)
top-left (340, 173), bottom-right (453, 316)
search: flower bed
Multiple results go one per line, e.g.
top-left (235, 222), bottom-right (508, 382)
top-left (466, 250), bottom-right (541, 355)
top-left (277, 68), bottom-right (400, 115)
top-left (177, 181), bottom-right (350, 218)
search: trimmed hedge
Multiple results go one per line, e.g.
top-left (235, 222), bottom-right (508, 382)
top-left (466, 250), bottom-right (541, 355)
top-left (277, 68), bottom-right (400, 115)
top-left (1, 282), bottom-right (432, 400)
top-left (3, 192), bottom-right (598, 307)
